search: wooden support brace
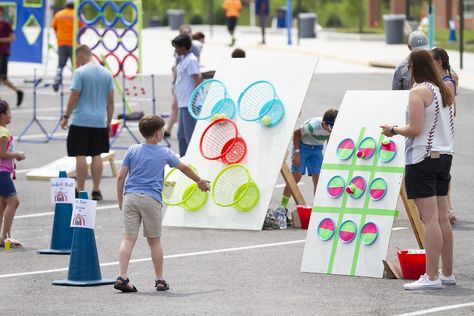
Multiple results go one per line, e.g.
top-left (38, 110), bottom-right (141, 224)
top-left (400, 177), bottom-right (425, 249)
top-left (26, 151), bottom-right (117, 180)
top-left (280, 162), bottom-right (306, 206)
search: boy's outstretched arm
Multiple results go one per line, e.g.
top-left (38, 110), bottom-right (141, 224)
top-left (116, 166), bottom-right (129, 210)
top-left (176, 162), bottom-right (210, 192)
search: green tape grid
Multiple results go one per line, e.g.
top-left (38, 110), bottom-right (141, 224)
top-left (322, 163), bottom-right (405, 174)
top-left (350, 133), bottom-right (385, 276)
top-left (313, 206), bottom-right (399, 217)
top-left (326, 128), bottom-right (366, 274)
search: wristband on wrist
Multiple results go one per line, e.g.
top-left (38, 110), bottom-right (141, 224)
top-left (63, 114), bottom-right (70, 119)
top-left (391, 125), bottom-right (398, 135)
top-left (294, 149), bottom-right (300, 153)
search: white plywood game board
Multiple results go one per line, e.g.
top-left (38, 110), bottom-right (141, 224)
top-left (301, 90), bottom-right (409, 278)
top-left (163, 57), bottom-right (318, 230)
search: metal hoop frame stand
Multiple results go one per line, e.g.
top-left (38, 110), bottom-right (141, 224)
top-left (17, 69), bottom-right (60, 143)
top-left (110, 74), bottom-right (170, 149)
top-left (48, 83), bottom-right (66, 141)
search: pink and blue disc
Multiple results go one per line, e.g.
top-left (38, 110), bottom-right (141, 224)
top-left (360, 222), bottom-right (378, 245)
top-left (336, 138), bottom-right (355, 161)
top-left (317, 218), bottom-right (336, 241)
top-left (346, 176), bottom-right (366, 199)
top-left (327, 176), bottom-right (345, 198)
top-left (379, 139), bottom-right (397, 163)
top-left (368, 178), bottom-right (387, 201)
top-left (339, 220), bottom-right (357, 243)
top-left (356, 137), bottom-right (376, 160)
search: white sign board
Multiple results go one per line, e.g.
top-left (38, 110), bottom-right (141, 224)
top-left (163, 57), bottom-right (318, 230)
top-left (301, 90), bottom-right (409, 278)
top-left (50, 178), bottom-right (75, 204)
top-left (70, 199), bottom-right (97, 230)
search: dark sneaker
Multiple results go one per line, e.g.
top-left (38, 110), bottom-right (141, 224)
top-left (285, 208), bottom-right (292, 227)
top-left (52, 83), bottom-right (59, 92)
top-left (91, 190), bottom-right (103, 201)
top-left (16, 90), bottom-right (24, 107)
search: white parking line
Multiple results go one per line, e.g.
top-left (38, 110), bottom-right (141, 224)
top-left (275, 182), bottom-right (304, 189)
top-left (15, 204), bottom-right (119, 219)
top-left (396, 302), bottom-right (474, 316)
top-left (0, 239), bottom-right (305, 279)
top-left (12, 106), bottom-right (59, 114)
top-left (392, 227), bottom-right (408, 231)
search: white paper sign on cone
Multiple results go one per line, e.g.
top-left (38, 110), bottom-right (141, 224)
top-left (70, 199), bottom-right (97, 229)
top-left (50, 178), bottom-right (75, 204)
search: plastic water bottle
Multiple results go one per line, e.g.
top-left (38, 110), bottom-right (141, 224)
top-left (274, 207), bottom-right (287, 229)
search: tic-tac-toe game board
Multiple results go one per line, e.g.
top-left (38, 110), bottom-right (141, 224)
top-left (301, 90), bottom-right (409, 278)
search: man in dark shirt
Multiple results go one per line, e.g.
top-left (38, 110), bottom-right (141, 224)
top-left (0, 7), bottom-right (23, 106)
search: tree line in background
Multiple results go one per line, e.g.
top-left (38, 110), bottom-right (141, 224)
top-left (52, 0), bottom-right (393, 30)
top-left (144, 0), bottom-right (376, 29)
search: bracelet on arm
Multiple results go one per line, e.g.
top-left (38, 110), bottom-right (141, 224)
top-left (63, 114), bottom-right (70, 120)
top-left (294, 149), bottom-right (300, 153)
top-left (391, 125), bottom-right (398, 135)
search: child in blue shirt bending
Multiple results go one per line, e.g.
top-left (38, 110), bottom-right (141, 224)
top-left (115, 115), bottom-right (209, 293)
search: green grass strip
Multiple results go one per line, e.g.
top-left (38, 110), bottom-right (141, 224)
top-left (350, 134), bottom-right (385, 275)
top-left (313, 206), bottom-right (399, 217)
top-left (326, 128), bottom-right (366, 274)
top-left (322, 163), bottom-right (405, 174)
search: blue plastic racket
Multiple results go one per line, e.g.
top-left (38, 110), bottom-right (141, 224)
top-left (188, 79), bottom-right (235, 120)
top-left (237, 80), bottom-right (285, 126)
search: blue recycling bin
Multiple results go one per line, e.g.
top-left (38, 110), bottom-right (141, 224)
top-left (277, 7), bottom-right (287, 28)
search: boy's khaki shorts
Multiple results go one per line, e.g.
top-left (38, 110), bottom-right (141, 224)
top-left (122, 193), bottom-right (163, 238)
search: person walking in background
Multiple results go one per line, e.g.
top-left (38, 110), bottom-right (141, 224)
top-left (51, 0), bottom-right (82, 92)
top-left (0, 100), bottom-right (25, 248)
top-left (256, 0), bottom-right (269, 44)
top-left (115, 115), bottom-right (210, 293)
top-left (0, 7), bottom-right (23, 106)
top-left (165, 25), bottom-right (203, 138)
top-left (381, 50), bottom-right (455, 290)
top-left (172, 34), bottom-right (201, 157)
top-left (392, 31), bottom-right (428, 90)
top-left (60, 45), bottom-right (114, 201)
top-left (223, 0), bottom-right (242, 47)
top-left (192, 32), bottom-right (205, 45)
top-left (432, 46), bottom-right (458, 224)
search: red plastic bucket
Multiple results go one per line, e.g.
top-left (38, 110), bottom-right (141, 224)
top-left (397, 249), bottom-right (426, 279)
top-left (110, 120), bottom-right (119, 137)
top-left (296, 205), bottom-right (312, 229)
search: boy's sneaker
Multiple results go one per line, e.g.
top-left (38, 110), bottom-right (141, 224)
top-left (52, 83), bottom-right (60, 92)
top-left (440, 273), bottom-right (456, 285)
top-left (403, 273), bottom-right (442, 290)
top-left (91, 190), bottom-right (103, 201)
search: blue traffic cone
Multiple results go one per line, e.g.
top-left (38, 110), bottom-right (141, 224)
top-left (38, 171), bottom-right (73, 255)
top-left (52, 191), bottom-right (115, 286)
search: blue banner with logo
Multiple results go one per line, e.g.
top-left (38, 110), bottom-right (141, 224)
top-left (0, 0), bottom-right (45, 63)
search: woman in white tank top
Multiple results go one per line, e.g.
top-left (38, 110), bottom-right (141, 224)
top-left (381, 50), bottom-right (455, 290)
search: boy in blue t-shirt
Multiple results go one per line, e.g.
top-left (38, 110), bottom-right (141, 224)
top-left (115, 115), bottom-right (209, 293)
top-left (280, 109), bottom-right (338, 212)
